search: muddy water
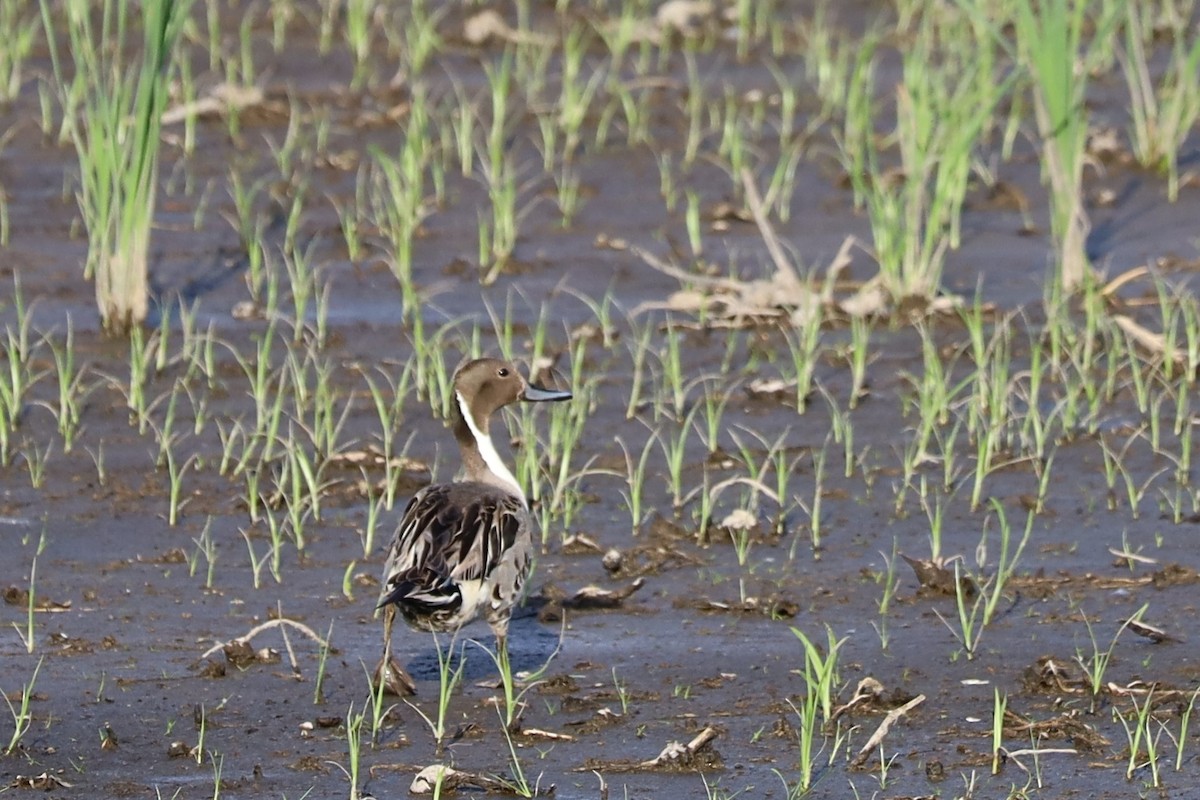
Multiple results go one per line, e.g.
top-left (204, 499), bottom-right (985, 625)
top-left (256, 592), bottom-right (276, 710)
top-left (4, 2), bottom-right (1200, 798)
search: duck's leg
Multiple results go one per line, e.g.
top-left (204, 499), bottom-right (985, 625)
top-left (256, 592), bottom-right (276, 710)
top-left (373, 604), bottom-right (416, 696)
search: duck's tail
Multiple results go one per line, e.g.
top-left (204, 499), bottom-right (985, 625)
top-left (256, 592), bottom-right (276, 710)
top-left (377, 578), bottom-right (462, 615)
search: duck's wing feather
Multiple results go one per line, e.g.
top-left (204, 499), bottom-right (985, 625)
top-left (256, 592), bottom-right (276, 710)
top-left (377, 483), bottom-right (523, 610)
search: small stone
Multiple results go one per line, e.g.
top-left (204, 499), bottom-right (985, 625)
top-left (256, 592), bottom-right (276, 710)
top-left (602, 548), bottom-right (623, 573)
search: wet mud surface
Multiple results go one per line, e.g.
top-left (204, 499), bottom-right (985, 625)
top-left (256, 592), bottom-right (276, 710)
top-left (3, 2), bottom-right (1200, 798)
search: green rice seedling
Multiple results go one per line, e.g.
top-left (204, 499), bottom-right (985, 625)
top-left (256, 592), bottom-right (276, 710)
top-left (930, 415), bottom-right (965, 493)
top-left (842, 16), bottom-right (1000, 303)
top-left (447, 81), bottom-right (477, 178)
top-left (919, 479), bottom-right (947, 564)
top-left (281, 177), bottom-right (310, 258)
top-left (797, 2), bottom-right (850, 121)
top-left (193, 702), bottom-right (207, 763)
top-left (3, 656), bottom-right (43, 754)
top-left (658, 320), bottom-right (689, 420)
top-left (269, 0), bottom-right (291, 52)
top-left (0, 0), bottom-right (38, 103)
top-left (681, 53), bottom-right (706, 167)
top-left (542, 399), bottom-right (594, 526)
top-left (165, 440), bottom-right (198, 527)
top-left (331, 169), bottom-right (367, 265)
top-left (190, 517), bottom-right (218, 590)
top-left (904, 323), bottom-right (967, 465)
top-left (765, 60), bottom-right (799, 148)
top-left (0, 276), bottom-right (43, 464)
top-left (230, 9), bottom-right (257, 99)
top-left (1173, 685), bottom-right (1200, 771)
top-left (11, 524), bottom-right (46, 654)
top-left (1076, 603), bottom-right (1146, 712)
top-left (694, 378), bottom-right (737, 455)
top-left (763, 141), bottom-right (806, 223)
top-left (1114, 687), bottom-right (1163, 785)
top-left (783, 305), bottom-right (823, 413)
top-left (934, 561), bottom-right (985, 659)
top-left (478, 156), bottom-right (537, 284)
top-left (815, 383), bottom-right (856, 481)
top-left (273, 443), bottom-right (313, 552)
top-left (835, 29), bottom-right (880, 209)
top-left (624, 312), bottom-right (656, 418)
top-left (18, 440), bottom-right (51, 489)
top-left (405, 634), bottom-right (467, 754)
top-left (688, 466), bottom-right (717, 544)
top-left (396, 1), bottom-right (445, 81)
top-left (472, 637), bottom-right (542, 733)
top-left (316, 0), bottom-right (336, 53)
top-left (225, 171), bottom-right (269, 295)
top-left (214, 417), bottom-right (246, 478)
top-left (1173, 374), bottom-right (1192, 439)
top-left (343, 0), bottom-right (374, 89)
top-left (616, 81), bottom-right (652, 147)
top-left (83, 439), bottom-right (106, 485)
top-left (1178, 294), bottom-right (1200, 383)
top-left (357, 477), bottom-right (386, 558)
top-left (1118, 4), bottom-right (1200, 201)
top-left (979, 501), bottom-right (1033, 627)
top-left (241, 457), bottom-right (266, 524)
top-left (40, 0), bottom-right (193, 335)
top-left (617, 434), bottom-right (656, 535)
top-left (656, 151), bottom-right (678, 211)
top-left (968, 403), bottom-right (1002, 513)
top-left (492, 706), bottom-right (542, 798)
top-left (152, 380), bottom-right (181, 467)
top-left (714, 89), bottom-right (750, 196)
top-left (684, 190), bottom-right (703, 260)
top-left (1005, 0), bottom-right (1119, 292)
top-left (782, 690), bottom-right (820, 796)
top-left (312, 621), bottom-right (334, 705)
top-left (124, 323), bottom-right (153, 432)
top-left (790, 626), bottom-right (846, 780)
top-left (359, 657), bottom-right (397, 746)
top-left (939, 504), bottom-right (1032, 659)
top-left (552, 160), bottom-right (583, 227)
top-left (239, 527), bottom-right (275, 590)
top-left (282, 241), bottom-right (319, 342)
top-left (793, 438), bottom-right (828, 557)
top-left (533, 109), bottom-right (559, 175)
top-left (368, 130), bottom-right (429, 315)
top-left (1099, 431), bottom-right (1165, 517)
top-left (264, 93), bottom-right (305, 183)
top-left (559, 23), bottom-right (604, 159)
top-left (287, 350), bottom-right (350, 460)
top-left (658, 405), bottom-right (701, 513)
top-left (792, 628), bottom-right (849, 729)
top-left (564, 285), bottom-right (618, 350)
top-left (263, 507), bottom-right (286, 582)
top-left (40, 319), bottom-right (89, 452)
top-left (336, 701), bottom-right (363, 798)
top-left (871, 539), bottom-right (900, 650)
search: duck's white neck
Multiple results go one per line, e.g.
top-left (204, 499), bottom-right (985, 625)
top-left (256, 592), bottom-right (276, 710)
top-left (456, 391), bottom-right (526, 505)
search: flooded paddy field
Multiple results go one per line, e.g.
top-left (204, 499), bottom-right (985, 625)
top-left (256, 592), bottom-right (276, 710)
top-left (2, 1), bottom-right (1200, 798)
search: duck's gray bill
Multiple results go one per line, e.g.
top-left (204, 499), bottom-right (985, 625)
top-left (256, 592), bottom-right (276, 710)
top-left (523, 385), bottom-right (573, 402)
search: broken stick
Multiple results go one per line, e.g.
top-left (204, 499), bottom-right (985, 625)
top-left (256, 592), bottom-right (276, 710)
top-left (850, 694), bottom-right (925, 768)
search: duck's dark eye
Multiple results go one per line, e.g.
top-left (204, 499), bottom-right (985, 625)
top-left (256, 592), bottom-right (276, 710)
top-left (497, 367), bottom-right (509, 377)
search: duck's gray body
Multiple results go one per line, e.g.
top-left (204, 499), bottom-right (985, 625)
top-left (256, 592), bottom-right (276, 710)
top-left (379, 481), bottom-right (530, 636)
top-left (373, 358), bottom-right (570, 693)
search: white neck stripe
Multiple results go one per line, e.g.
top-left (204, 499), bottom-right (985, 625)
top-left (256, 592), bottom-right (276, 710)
top-left (456, 392), bottom-right (525, 504)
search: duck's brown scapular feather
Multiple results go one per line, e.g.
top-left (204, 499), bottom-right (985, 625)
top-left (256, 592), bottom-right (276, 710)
top-left (377, 482), bottom-right (526, 631)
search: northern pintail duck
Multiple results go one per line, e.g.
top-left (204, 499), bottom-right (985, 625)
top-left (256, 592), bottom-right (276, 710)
top-left (375, 357), bottom-right (571, 694)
